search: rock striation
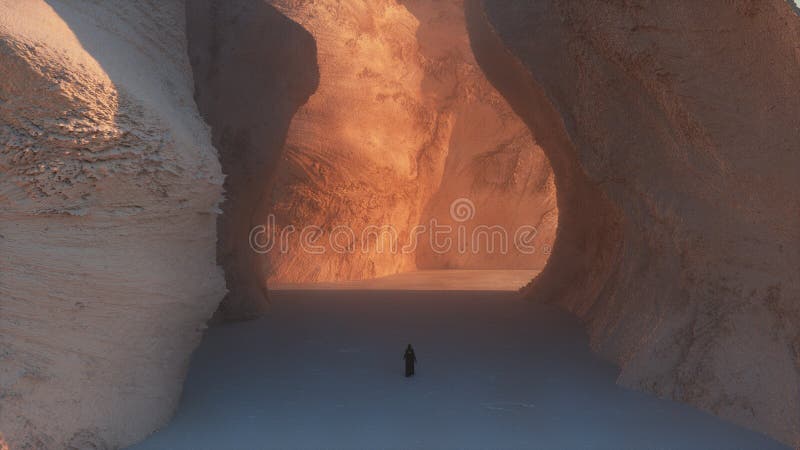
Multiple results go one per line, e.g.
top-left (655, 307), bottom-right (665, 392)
top-left (467, 0), bottom-right (800, 445)
top-left (0, 1), bottom-right (225, 448)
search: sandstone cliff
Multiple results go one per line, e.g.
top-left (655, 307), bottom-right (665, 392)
top-left (405, 0), bottom-right (557, 270)
top-left (0, 1), bottom-right (225, 447)
top-left (467, 0), bottom-right (800, 445)
top-left (0, 2), bottom-right (557, 445)
top-left (263, 0), bottom-right (443, 284)
top-left (186, 0), bottom-right (319, 320)
top-left (263, 0), bottom-right (557, 284)
top-left (5, 0), bottom-right (794, 447)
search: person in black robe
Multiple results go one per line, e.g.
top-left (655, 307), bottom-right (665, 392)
top-left (403, 344), bottom-right (417, 377)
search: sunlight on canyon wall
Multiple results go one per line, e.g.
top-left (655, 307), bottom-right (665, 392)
top-left (185, 0), bottom-right (558, 317)
top-left (263, 0), bottom-right (557, 284)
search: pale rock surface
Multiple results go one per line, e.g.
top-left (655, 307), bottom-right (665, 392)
top-left (467, 0), bottom-right (800, 446)
top-left (0, 1), bottom-right (224, 448)
top-left (7, 0), bottom-right (793, 448)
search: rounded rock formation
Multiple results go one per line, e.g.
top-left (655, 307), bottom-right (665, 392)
top-left (0, 1), bottom-right (224, 447)
top-left (467, 0), bottom-right (800, 445)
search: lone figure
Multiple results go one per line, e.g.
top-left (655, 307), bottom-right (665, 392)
top-left (403, 344), bottom-right (417, 377)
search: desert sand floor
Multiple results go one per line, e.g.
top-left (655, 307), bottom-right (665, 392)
top-left (130, 271), bottom-right (788, 449)
top-left (269, 269), bottom-right (539, 291)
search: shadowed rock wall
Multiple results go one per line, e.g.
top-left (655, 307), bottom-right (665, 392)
top-left (467, 0), bottom-right (800, 445)
top-left (186, 0), bottom-right (319, 320)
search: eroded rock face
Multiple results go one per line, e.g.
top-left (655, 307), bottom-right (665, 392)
top-left (404, 0), bottom-right (557, 271)
top-left (262, 0), bottom-right (441, 284)
top-left (184, 0), bottom-right (557, 299)
top-left (0, 1), bottom-right (225, 448)
top-left (186, 0), bottom-right (319, 320)
top-left (468, 0), bottom-right (800, 445)
top-left (262, 0), bottom-right (557, 284)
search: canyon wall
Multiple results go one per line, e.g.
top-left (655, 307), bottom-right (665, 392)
top-left (263, 0), bottom-right (444, 284)
top-left (186, 0), bottom-right (319, 320)
top-left (0, 2), bottom-right (557, 445)
top-left (7, 0), bottom-right (793, 447)
top-left (404, 0), bottom-right (558, 271)
top-left (467, 0), bottom-right (800, 446)
top-left (262, 0), bottom-right (557, 284)
top-left (185, 0), bottom-right (558, 296)
top-left (0, 1), bottom-right (225, 448)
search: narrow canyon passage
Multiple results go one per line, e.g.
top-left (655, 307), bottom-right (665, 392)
top-left (2, 1), bottom-right (798, 448)
top-left (130, 274), bottom-right (786, 450)
top-left (188, 0), bottom-right (560, 316)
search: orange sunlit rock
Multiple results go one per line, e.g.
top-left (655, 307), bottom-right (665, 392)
top-left (264, 0), bottom-right (557, 283)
